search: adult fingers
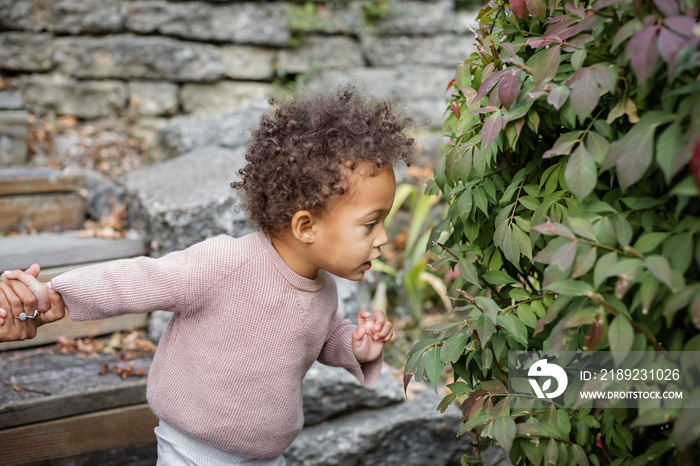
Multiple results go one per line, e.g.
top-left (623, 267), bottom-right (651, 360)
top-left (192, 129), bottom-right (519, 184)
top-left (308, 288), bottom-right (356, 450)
top-left (1, 269), bottom-right (49, 312)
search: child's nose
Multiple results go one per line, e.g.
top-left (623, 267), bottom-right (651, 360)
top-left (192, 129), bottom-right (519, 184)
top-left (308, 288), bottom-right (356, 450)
top-left (373, 225), bottom-right (388, 248)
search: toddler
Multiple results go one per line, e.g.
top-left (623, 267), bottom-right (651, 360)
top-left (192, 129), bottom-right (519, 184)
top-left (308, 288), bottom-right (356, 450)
top-left (0, 86), bottom-right (414, 465)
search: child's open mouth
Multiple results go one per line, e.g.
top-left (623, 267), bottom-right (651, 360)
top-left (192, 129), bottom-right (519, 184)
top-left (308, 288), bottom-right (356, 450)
top-left (363, 261), bottom-right (372, 270)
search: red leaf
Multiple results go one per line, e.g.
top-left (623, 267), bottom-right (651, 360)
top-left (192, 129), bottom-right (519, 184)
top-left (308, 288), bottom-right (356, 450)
top-left (543, 19), bottom-right (578, 39)
top-left (626, 26), bottom-right (660, 85)
top-left (511, 0), bottom-right (529, 19)
top-left (533, 45), bottom-right (561, 84)
top-left (446, 79), bottom-right (455, 92)
top-left (497, 69), bottom-right (523, 109)
top-left (690, 138), bottom-right (700, 194)
top-left (451, 101), bottom-right (461, 119)
top-left (482, 110), bottom-right (504, 149)
top-left (658, 26), bottom-right (686, 63)
top-left (570, 68), bottom-right (599, 121)
top-left (565, 1), bottom-right (585, 18)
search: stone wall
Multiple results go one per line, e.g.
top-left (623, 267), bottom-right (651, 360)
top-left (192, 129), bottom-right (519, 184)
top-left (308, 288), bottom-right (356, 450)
top-left (0, 0), bottom-right (477, 165)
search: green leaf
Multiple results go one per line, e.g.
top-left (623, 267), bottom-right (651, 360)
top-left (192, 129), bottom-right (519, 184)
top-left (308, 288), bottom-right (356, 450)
top-left (613, 216), bottom-right (633, 249)
top-left (644, 255), bottom-right (674, 290)
top-left (483, 270), bottom-right (518, 285)
top-left (513, 224), bottom-right (533, 260)
top-left (594, 251), bottom-right (617, 288)
top-left (571, 444), bottom-right (590, 466)
top-left (551, 241), bottom-right (577, 271)
top-left (586, 131), bottom-right (610, 164)
top-left (570, 68), bottom-right (599, 122)
top-left (510, 288), bottom-right (531, 301)
top-left (459, 257), bottom-right (481, 288)
top-left (440, 331), bottom-right (470, 364)
top-left (545, 280), bottom-right (593, 296)
top-left (565, 144), bottom-right (597, 200)
top-left (497, 313), bottom-right (529, 346)
top-left (634, 232), bottom-right (670, 254)
top-left (493, 415), bottom-right (517, 456)
top-left (533, 45), bottom-right (561, 84)
top-left (473, 313), bottom-right (496, 346)
top-left (544, 438), bottom-right (558, 466)
top-left (608, 314), bottom-right (634, 366)
top-left (572, 245), bottom-right (597, 279)
top-left (656, 122), bottom-right (682, 184)
top-left (502, 224), bottom-right (522, 266)
top-left (616, 126), bottom-right (655, 188)
top-left (517, 304), bottom-right (538, 328)
top-left (424, 345), bottom-right (443, 392)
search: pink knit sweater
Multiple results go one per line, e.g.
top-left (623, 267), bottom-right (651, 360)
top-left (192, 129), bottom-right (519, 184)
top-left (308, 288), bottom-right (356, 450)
top-left (51, 232), bottom-right (382, 458)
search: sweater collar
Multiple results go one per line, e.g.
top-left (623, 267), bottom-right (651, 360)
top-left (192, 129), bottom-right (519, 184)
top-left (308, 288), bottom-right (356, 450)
top-left (255, 232), bottom-right (325, 292)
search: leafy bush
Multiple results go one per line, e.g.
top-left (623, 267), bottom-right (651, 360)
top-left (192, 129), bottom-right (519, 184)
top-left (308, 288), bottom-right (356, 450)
top-left (405, 0), bottom-right (700, 464)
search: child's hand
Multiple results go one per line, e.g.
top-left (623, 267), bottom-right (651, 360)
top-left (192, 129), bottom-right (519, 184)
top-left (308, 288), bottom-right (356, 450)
top-left (0, 264), bottom-right (66, 341)
top-left (352, 310), bottom-right (394, 363)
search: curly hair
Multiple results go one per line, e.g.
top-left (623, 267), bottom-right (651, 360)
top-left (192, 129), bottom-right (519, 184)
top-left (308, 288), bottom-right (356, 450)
top-left (231, 85), bottom-right (415, 235)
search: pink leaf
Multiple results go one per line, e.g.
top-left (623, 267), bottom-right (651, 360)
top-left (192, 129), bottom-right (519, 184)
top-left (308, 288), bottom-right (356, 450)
top-left (543, 131), bottom-right (582, 159)
top-left (544, 19), bottom-right (578, 39)
top-left (481, 111), bottom-right (503, 149)
top-left (497, 69), bottom-right (523, 109)
top-left (565, 2), bottom-right (585, 18)
top-left (526, 0), bottom-right (547, 22)
top-left (570, 68), bottom-right (599, 121)
top-left (654, 0), bottom-right (680, 16)
top-left (664, 15), bottom-right (695, 37)
top-left (690, 138), bottom-right (700, 194)
top-left (626, 26), bottom-right (660, 85)
top-left (511, 0), bottom-right (529, 19)
top-left (471, 69), bottom-right (508, 105)
top-left (547, 85), bottom-right (570, 110)
top-left (658, 27), bottom-right (686, 63)
top-left (533, 45), bottom-right (561, 84)
top-left (532, 219), bottom-right (576, 239)
top-left (592, 63), bottom-right (618, 92)
top-left (451, 102), bottom-right (461, 119)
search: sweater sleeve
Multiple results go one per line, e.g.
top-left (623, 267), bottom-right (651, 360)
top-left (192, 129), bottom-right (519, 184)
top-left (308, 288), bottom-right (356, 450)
top-left (317, 312), bottom-right (382, 387)
top-left (51, 241), bottom-right (206, 322)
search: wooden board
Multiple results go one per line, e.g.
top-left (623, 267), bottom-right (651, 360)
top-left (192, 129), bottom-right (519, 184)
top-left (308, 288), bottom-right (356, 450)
top-left (0, 91), bottom-right (23, 110)
top-left (0, 404), bottom-right (158, 465)
top-left (0, 193), bottom-right (86, 233)
top-left (0, 343), bottom-right (153, 428)
top-left (0, 232), bottom-right (146, 271)
top-left (0, 313), bottom-right (149, 351)
top-left (0, 167), bottom-right (85, 196)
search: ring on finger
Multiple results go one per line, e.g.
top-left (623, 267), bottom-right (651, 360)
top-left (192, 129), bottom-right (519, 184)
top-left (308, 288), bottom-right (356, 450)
top-left (18, 310), bottom-right (39, 322)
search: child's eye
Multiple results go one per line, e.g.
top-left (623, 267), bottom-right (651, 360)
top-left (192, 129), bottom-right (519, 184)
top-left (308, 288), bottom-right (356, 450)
top-left (365, 221), bottom-right (379, 230)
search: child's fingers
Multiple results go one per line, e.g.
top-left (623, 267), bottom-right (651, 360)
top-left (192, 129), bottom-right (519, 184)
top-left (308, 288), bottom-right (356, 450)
top-left (370, 310), bottom-right (386, 332)
top-left (1, 269), bottom-right (50, 312)
top-left (41, 283), bottom-right (66, 324)
top-left (373, 321), bottom-right (393, 341)
top-left (356, 310), bottom-right (371, 327)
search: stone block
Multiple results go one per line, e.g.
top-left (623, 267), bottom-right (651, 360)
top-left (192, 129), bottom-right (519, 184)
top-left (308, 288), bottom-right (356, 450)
top-left (221, 46), bottom-right (276, 81)
top-left (305, 67), bottom-right (455, 129)
top-left (0, 0), bottom-right (123, 34)
top-left (277, 35), bottom-right (364, 75)
top-left (179, 82), bottom-right (272, 114)
top-left (151, 101), bottom-right (268, 162)
top-left (125, 145), bottom-right (254, 255)
top-left (128, 81), bottom-right (179, 117)
top-left (362, 33), bottom-right (477, 68)
top-left (53, 36), bottom-right (225, 82)
top-left (375, 0), bottom-right (455, 35)
top-left (285, 389), bottom-right (471, 465)
top-left (0, 32), bottom-right (53, 72)
top-left (0, 110), bottom-right (29, 166)
top-left (124, 1), bottom-right (289, 46)
top-left (302, 362), bottom-right (404, 426)
top-left (22, 74), bottom-right (128, 119)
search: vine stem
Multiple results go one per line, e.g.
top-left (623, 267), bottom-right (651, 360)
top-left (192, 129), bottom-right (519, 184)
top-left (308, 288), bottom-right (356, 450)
top-left (586, 292), bottom-right (666, 352)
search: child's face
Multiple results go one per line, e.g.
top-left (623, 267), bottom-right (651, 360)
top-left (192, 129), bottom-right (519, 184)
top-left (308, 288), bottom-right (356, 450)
top-left (309, 165), bottom-right (396, 281)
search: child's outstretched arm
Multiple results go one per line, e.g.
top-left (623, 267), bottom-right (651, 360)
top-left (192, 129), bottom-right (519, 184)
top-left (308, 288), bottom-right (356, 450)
top-left (351, 310), bottom-right (394, 363)
top-left (0, 265), bottom-right (66, 341)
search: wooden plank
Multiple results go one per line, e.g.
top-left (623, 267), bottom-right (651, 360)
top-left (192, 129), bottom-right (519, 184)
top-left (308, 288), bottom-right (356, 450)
top-left (0, 167), bottom-right (85, 196)
top-left (0, 232), bottom-right (146, 271)
top-left (0, 404), bottom-right (158, 465)
top-left (0, 193), bottom-right (85, 233)
top-left (0, 313), bottom-right (149, 351)
top-left (0, 343), bottom-right (153, 427)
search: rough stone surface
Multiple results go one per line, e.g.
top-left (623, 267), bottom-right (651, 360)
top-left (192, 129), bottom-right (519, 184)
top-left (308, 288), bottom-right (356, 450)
top-left (277, 36), bottom-right (364, 75)
top-left (53, 36), bottom-right (225, 82)
top-left (0, 0), bottom-right (124, 34)
top-left (305, 67), bottom-right (455, 129)
top-left (362, 34), bottom-right (476, 68)
top-left (150, 101), bottom-right (268, 161)
top-left (221, 46), bottom-right (276, 81)
top-left (302, 362), bottom-right (404, 426)
top-left (0, 32), bottom-right (53, 71)
top-left (124, 1), bottom-right (290, 46)
top-left (0, 110), bottom-right (29, 166)
top-left (179, 82), bottom-right (272, 114)
top-left (125, 145), bottom-right (253, 256)
top-left (285, 389), bottom-right (470, 465)
top-left (128, 81), bottom-right (179, 117)
top-left (374, 0), bottom-right (455, 35)
top-left (22, 74), bottom-right (128, 119)
top-left (64, 165), bottom-right (126, 221)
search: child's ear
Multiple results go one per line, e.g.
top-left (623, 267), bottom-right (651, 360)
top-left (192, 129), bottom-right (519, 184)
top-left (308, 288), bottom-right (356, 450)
top-left (290, 210), bottom-right (316, 243)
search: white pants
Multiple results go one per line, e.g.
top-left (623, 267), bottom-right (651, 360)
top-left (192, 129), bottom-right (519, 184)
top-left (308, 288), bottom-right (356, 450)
top-left (154, 420), bottom-right (286, 466)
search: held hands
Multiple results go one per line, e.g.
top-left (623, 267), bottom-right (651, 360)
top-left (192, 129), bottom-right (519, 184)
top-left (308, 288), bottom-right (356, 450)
top-left (352, 310), bottom-right (394, 363)
top-left (0, 264), bottom-right (66, 341)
